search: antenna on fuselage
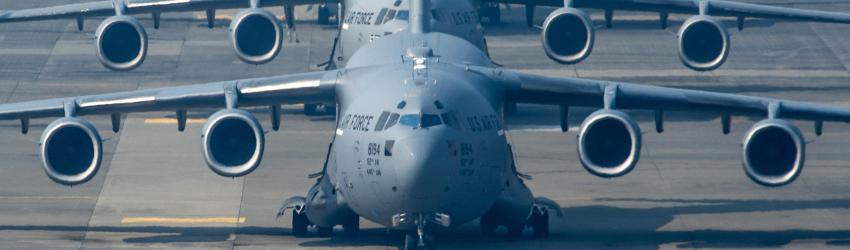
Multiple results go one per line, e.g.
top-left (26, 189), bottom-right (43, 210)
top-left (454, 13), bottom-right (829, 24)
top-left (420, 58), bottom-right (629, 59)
top-left (410, 0), bottom-right (431, 34)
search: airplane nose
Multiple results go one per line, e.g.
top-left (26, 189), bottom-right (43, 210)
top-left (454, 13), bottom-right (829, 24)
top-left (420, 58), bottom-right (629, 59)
top-left (393, 131), bottom-right (453, 206)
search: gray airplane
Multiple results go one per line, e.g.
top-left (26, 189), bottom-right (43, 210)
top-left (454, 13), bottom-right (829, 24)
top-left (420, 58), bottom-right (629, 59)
top-left (3, 0), bottom-right (850, 72)
top-left (4, 0), bottom-right (850, 249)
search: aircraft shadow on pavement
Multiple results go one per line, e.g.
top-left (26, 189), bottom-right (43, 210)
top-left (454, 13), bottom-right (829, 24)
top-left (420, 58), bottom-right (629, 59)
top-left (2, 199), bottom-right (850, 248)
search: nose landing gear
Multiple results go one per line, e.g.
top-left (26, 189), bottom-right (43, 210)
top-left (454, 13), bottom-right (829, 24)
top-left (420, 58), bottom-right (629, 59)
top-left (404, 229), bottom-right (436, 250)
top-left (393, 213), bottom-right (450, 250)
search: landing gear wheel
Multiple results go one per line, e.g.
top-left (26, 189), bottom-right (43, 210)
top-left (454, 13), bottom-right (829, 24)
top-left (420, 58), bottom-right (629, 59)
top-left (343, 215), bottom-right (360, 236)
top-left (403, 232), bottom-right (436, 250)
top-left (480, 3), bottom-right (501, 25)
top-left (304, 104), bottom-right (318, 116)
top-left (304, 104), bottom-right (336, 116)
top-left (317, 226), bottom-right (333, 237)
top-left (532, 209), bottom-right (550, 238)
top-left (489, 5), bottom-right (501, 25)
top-left (317, 5), bottom-right (331, 25)
top-left (507, 223), bottom-right (524, 238)
top-left (479, 213), bottom-right (498, 236)
top-left (404, 233), bottom-right (418, 250)
top-left (291, 209), bottom-right (308, 237)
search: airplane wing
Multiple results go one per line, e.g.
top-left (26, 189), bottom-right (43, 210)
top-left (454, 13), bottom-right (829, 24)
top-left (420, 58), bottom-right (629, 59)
top-left (0, 0), bottom-right (334, 23)
top-left (0, 70), bottom-right (337, 120)
top-left (492, 66), bottom-right (850, 186)
top-left (492, 0), bottom-right (850, 24)
top-left (500, 68), bottom-right (850, 123)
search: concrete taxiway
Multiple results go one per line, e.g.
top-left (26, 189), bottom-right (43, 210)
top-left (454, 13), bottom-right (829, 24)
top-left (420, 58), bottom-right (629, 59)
top-left (2, 0), bottom-right (850, 249)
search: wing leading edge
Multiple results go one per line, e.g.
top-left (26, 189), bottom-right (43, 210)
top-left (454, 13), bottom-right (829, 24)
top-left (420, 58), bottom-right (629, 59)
top-left (0, 0), bottom-right (333, 23)
top-left (497, 68), bottom-right (850, 124)
top-left (0, 70), bottom-right (338, 121)
top-left (494, 0), bottom-right (850, 24)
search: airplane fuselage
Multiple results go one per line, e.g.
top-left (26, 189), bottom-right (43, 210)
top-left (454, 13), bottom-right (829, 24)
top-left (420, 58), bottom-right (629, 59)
top-left (297, 0), bottom-right (536, 231)
top-left (333, 0), bottom-right (487, 68)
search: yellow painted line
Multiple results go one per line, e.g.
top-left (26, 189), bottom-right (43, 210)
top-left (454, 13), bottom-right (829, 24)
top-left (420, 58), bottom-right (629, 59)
top-left (144, 118), bottom-right (208, 124)
top-left (121, 217), bottom-right (246, 224)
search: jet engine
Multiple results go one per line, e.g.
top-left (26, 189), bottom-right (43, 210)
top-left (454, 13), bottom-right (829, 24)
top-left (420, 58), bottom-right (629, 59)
top-left (40, 118), bottom-right (103, 186)
top-left (229, 8), bottom-right (283, 65)
top-left (742, 119), bottom-right (805, 187)
top-left (677, 15), bottom-right (730, 71)
top-left (95, 16), bottom-right (148, 71)
top-left (577, 110), bottom-right (642, 178)
top-left (541, 8), bottom-right (594, 64)
top-left (202, 109), bottom-right (265, 177)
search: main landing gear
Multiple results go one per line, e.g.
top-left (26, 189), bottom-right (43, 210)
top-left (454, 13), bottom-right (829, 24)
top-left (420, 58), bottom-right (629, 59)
top-left (291, 209), bottom-right (360, 237)
top-left (480, 206), bottom-right (551, 238)
top-left (479, 3), bottom-right (501, 25)
top-left (304, 103), bottom-right (336, 116)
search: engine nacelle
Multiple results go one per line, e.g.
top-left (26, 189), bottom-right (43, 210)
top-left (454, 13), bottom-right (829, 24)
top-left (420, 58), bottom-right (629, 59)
top-left (229, 8), bottom-right (283, 65)
top-left (202, 109), bottom-right (265, 177)
top-left (742, 119), bottom-right (805, 187)
top-left (678, 15), bottom-right (730, 71)
top-left (40, 118), bottom-right (103, 186)
top-left (578, 110), bottom-right (642, 178)
top-left (95, 16), bottom-right (148, 71)
top-left (541, 8), bottom-right (595, 64)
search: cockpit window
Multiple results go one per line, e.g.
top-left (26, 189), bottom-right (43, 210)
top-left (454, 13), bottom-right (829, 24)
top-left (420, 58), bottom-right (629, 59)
top-left (398, 114), bottom-right (443, 129)
top-left (375, 8), bottom-right (389, 25)
top-left (384, 9), bottom-right (397, 24)
top-left (396, 10), bottom-right (409, 21)
top-left (421, 114), bottom-right (441, 128)
top-left (441, 112), bottom-right (459, 129)
top-left (375, 110), bottom-right (457, 131)
top-left (386, 113), bottom-right (400, 129)
top-left (399, 114), bottom-right (421, 128)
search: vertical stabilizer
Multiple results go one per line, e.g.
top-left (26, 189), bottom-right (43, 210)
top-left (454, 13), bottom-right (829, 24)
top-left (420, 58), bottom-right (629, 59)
top-left (410, 0), bottom-right (431, 34)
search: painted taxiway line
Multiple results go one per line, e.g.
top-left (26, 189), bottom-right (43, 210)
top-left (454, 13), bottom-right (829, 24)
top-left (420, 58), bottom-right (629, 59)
top-left (0, 196), bottom-right (95, 200)
top-left (121, 217), bottom-right (246, 224)
top-left (144, 118), bottom-right (208, 124)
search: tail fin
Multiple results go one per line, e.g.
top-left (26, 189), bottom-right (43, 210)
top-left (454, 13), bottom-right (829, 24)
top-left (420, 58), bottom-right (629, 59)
top-left (409, 0), bottom-right (431, 34)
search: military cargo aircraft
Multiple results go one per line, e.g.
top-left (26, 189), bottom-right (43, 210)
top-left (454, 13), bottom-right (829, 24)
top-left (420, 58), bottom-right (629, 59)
top-left (3, 0), bottom-right (850, 249)
top-left (2, 0), bottom-right (850, 72)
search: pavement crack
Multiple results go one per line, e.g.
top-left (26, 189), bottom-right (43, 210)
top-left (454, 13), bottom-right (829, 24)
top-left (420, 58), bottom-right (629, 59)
top-left (3, 81), bottom-right (20, 104)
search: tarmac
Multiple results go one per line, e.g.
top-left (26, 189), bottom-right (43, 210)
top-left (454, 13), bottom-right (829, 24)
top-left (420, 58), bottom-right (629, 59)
top-left (2, 0), bottom-right (850, 249)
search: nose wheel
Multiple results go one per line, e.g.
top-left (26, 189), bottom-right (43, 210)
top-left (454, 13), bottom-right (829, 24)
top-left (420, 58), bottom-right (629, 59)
top-left (396, 213), bottom-right (445, 250)
top-left (404, 228), bottom-right (436, 250)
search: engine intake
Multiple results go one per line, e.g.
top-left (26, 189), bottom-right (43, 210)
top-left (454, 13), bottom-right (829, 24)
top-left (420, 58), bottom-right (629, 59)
top-left (742, 119), bottom-right (805, 187)
top-left (229, 8), bottom-right (283, 65)
top-left (96, 16), bottom-right (148, 71)
top-left (40, 118), bottom-right (103, 186)
top-left (578, 110), bottom-right (642, 178)
top-left (678, 15), bottom-right (730, 71)
top-left (541, 8), bottom-right (594, 65)
top-left (202, 109), bottom-right (265, 177)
